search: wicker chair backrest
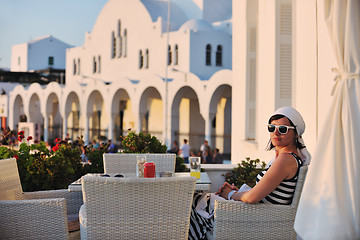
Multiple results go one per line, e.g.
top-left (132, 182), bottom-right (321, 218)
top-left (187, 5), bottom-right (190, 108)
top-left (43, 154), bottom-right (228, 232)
top-left (103, 153), bottom-right (176, 174)
top-left (81, 175), bottom-right (196, 239)
top-left (0, 158), bottom-right (23, 200)
top-left (291, 165), bottom-right (308, 207)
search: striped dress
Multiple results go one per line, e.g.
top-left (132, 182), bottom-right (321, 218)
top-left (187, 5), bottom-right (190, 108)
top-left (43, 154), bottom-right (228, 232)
top-left (256, 152), bottom-right (303, 205)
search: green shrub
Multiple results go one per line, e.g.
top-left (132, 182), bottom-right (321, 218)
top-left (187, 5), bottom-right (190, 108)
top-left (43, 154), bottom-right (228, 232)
top-left (83, 143), bottom-right (108, 173)
top-left (121, 130), bottom-right (187, 172)
top-left (175, 156), bottom-right (188, 172)
top-left (122, 130), bottom-right (167, 153)
top-left (0, 129), bottom-right (187, 191)
top-left (0, 132), bottom-right (107, 191)
top-left (222, 157), bottom-right (266, 188)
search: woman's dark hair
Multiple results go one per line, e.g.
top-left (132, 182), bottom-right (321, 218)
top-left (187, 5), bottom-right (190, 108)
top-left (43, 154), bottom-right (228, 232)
top-left (266, 114), bottom-right (306, 151)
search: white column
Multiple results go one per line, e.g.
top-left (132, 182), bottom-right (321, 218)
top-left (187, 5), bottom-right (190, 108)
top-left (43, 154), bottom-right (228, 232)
top-left (136, 112), bottom-right (145, 133)
top-left (170, 113), bottom-right (179, 145)
top-left (84, 113), bottom-right (91, 145)
top-left (257, 0), bottom-right (277, 153)
top-left (165, 110), bottom-right (171, 149)
top-left (62, 112), bottom-right (68, 139)
top-left (231, 0), bottom-right (249, 162)
top-left (43, 114), bottom-right (49, 142)
top-left (108, 113), bottom-right (116, 141)
top-left (205, 113), bottom-right (216, 148)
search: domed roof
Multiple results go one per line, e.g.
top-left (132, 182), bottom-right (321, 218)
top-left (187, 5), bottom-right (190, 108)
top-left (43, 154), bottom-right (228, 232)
top-left (179, 19), bottom-right (214, 32)
top-left (141, 0), bottom-right (188, 32)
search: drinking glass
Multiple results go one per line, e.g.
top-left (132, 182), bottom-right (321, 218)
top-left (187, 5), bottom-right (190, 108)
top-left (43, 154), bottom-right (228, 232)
top-left (189, 157), bottom-right (201, 179)
top-left (136, 155), bottom-right (146, 178)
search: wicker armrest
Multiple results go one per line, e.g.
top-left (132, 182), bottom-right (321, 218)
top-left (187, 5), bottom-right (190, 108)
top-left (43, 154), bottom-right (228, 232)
top-left (213, 199), bottom-right (297, 240)
top-left (23, 189), bottom-right (83, 215)
top-left (0, 198), bottom-right (69, 240)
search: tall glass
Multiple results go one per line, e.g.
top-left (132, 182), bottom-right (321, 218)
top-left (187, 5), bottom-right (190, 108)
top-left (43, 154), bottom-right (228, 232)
top-left (189, 157), bottom-right (201, 179)
top-left (136, 155), bottom-right (146, 178)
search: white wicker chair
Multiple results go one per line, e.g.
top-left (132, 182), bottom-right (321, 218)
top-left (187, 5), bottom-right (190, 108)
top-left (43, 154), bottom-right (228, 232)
top-left (0, 157), bottom-right (83, 239)
top-left (213, 165), bottom-right (308, 240)
top-left (79, 175), bottom-right (196, 240)
top-left (103, 153), bottom-right (176, 174)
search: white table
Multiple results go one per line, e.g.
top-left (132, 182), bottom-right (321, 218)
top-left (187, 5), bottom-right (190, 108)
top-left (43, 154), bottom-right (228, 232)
top-left (68, 172), bottom-right (211, 192)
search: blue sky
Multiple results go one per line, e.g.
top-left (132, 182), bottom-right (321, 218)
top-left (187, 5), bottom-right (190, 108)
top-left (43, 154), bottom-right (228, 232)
top-left (0, 0), bottom-right (108, 70)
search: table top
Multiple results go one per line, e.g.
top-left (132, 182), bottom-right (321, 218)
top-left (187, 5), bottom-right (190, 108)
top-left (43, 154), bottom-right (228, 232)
top-left (68, 172), bottom-right (211, 192)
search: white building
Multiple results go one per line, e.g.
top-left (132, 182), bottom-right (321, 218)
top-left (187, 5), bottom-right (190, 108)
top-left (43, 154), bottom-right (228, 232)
top-left (232, 0), bottom-right (336, 162)
top-left (7, 0), bottom-right (233, 159)
top-left (5, 0), bottom-right (338, 164)
top-left (10, 35), bottom-right (72, 72)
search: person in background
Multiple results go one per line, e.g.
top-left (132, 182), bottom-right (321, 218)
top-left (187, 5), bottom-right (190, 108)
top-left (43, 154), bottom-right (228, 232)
top-left (213, 148), bottom-right (223, 164)
top-left (179, 139), bottom-right (190, 163)
top-left (199, 140), bottom-right (211, 163)
top-left (65, 133), bottom-right (71, 142)
top-left (108, 139), bottom-right (118, 153)
top-left (92, 139), bottom-right (100, 150)
top-left (80, 146), bottom-right (88, 163)
top-left (169, 140), bottom-right (180, 155)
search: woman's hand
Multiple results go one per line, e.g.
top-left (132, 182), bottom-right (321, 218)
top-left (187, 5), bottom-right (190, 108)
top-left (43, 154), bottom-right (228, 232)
top-left (216, 182), bottom-right (238, 197)
top-left (218, 184), bottom-right (236, 199)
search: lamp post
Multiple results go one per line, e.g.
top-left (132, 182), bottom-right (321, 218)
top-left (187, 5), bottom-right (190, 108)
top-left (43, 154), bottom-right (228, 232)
top-left (164, 0), bottom-right (171, 149)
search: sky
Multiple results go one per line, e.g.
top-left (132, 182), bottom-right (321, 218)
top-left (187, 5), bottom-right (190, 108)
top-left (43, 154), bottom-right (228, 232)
top-left (0, 0), bottom-right (108, 70)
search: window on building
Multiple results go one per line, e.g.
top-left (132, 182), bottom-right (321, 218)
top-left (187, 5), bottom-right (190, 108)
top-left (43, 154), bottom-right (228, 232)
top-left (118, 20), bottom-right (121, 37)
top-left (145, 49), bottom-right (149, 69)
top-left (73, 59), bottom-right (77, 75)
top-left (216, 45), bottom-right (223, 66)
top-left (98, 56), bottom-right (101, 73)
top-left (111, 31), bottom-right (116, 58)
top-left (123, 29), bottom-right (127, 57)
top-left (118, 36), bottom-right (123, 58)
top-left (18, 57), bottom-right (20, 66)
top-left (20, 115), bottom-right (27, 122)
top-left (174, 44), bottom-right (179, 65)
top-left (78, 58), bottom-right (81, 75)
top-left (168, 45), bottom-right (172, 65)
top-left (206, 44), bottom-right (211, 66)
top-left (93, 56), bottom-right (97, 73)
top-left (139, 50), bottom-right (143, 69)
top-left (117, 20), bottom-right (122, 58)
top-left (48, 56), bottom-right (54, 66)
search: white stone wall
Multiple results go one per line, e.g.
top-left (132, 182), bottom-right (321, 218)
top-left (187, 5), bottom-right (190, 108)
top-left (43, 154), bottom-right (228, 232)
top-left (11, 36), bottom-right (71, 72)
top-left (10, 43), bottom-right (28, 72)
top-left (231, 0), bottom-right (337, 164)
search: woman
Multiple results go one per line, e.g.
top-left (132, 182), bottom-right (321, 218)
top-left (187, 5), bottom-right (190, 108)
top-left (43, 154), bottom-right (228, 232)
top-left (188, 107), bottom-right (311, 239)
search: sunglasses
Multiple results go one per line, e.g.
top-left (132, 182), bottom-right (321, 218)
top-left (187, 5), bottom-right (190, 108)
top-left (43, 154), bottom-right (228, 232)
top-left (267, 124), bottom-right (295, 134)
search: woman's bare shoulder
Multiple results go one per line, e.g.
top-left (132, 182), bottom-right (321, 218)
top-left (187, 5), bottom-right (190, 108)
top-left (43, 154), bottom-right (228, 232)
top-left (274, 152), bottom-right (298, 166)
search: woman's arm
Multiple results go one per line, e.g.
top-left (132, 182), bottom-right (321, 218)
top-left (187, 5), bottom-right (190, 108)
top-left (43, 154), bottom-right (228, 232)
top-left (229, 153), bottom-right (298, 203)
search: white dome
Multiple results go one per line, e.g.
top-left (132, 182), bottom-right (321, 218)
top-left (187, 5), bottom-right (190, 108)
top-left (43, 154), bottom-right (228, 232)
top-left (179, 19), bottom-right (214, 32)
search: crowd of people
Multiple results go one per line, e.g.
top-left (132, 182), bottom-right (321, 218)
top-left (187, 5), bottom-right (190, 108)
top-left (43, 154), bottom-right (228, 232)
top-left (168, 139), bottom-right (224, 164)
